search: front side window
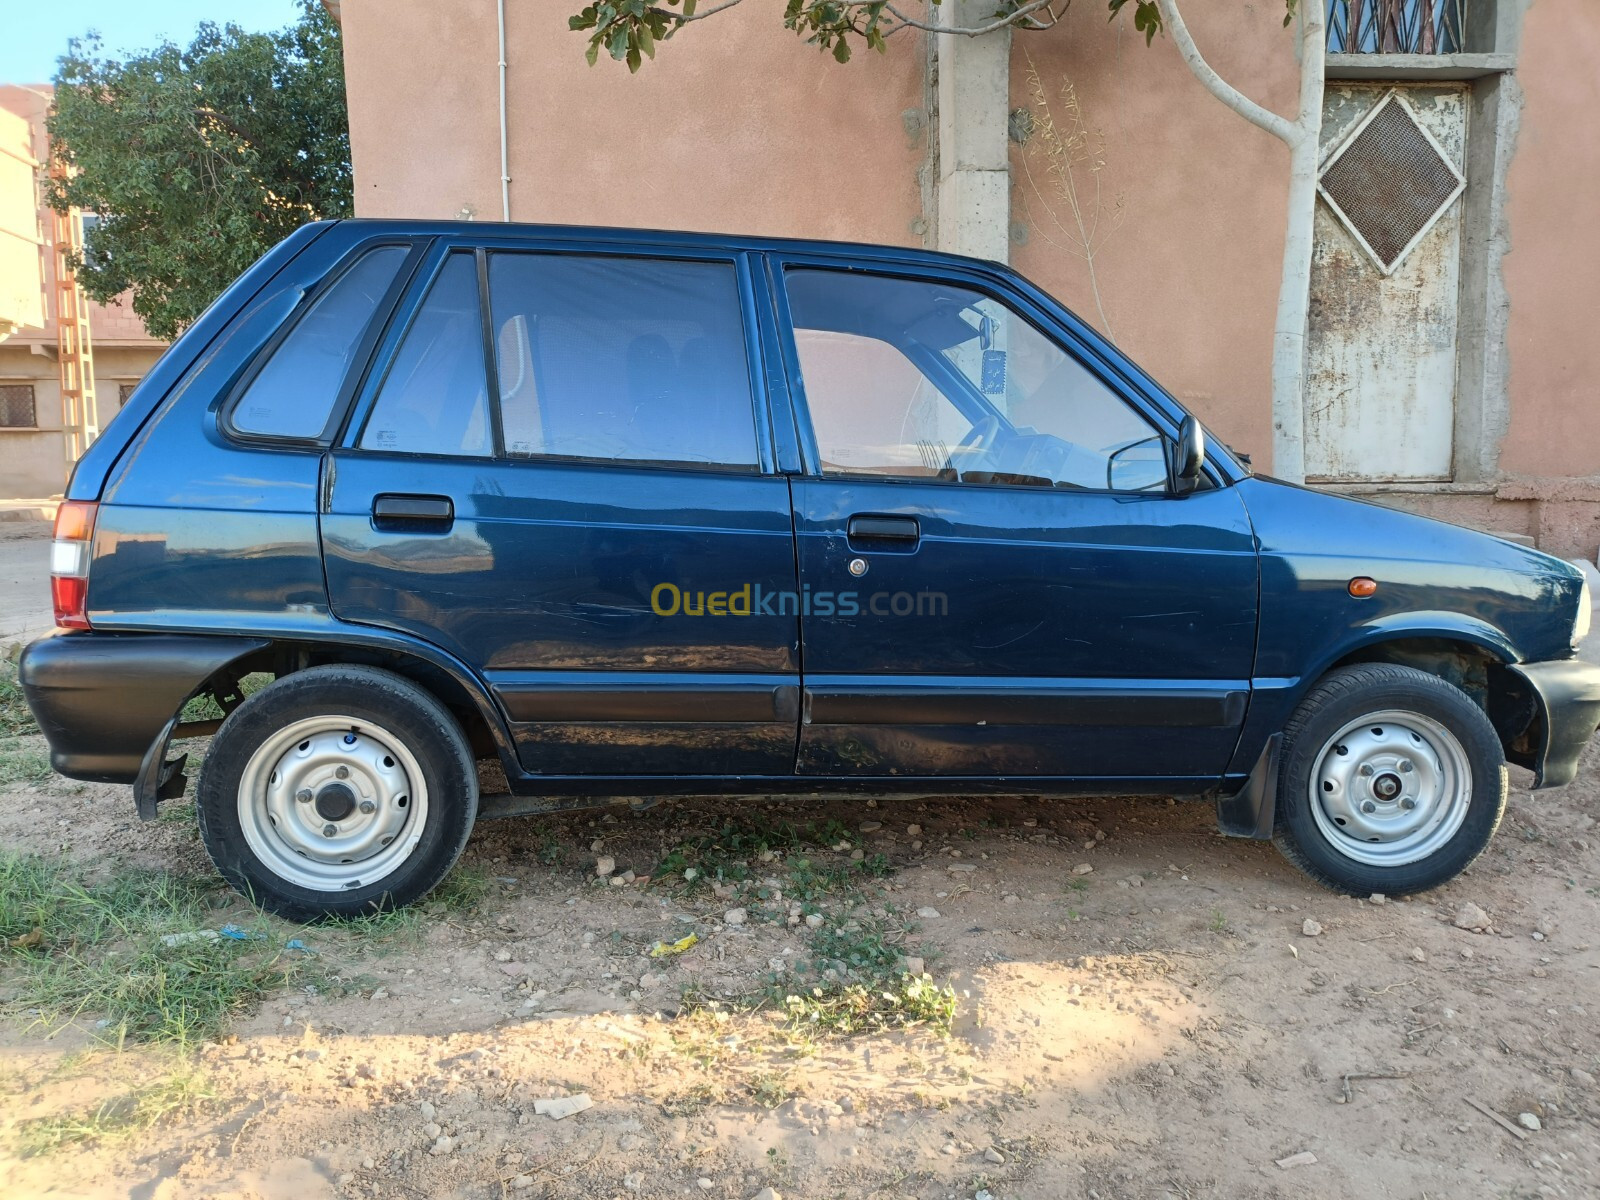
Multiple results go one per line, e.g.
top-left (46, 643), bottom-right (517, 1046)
top-left (361, 252), bottom-right (493, 458)
top-left (784, 269), bottom-right (1167, 492)
top-left (230, 245), bottom-right (407, 440)
top-left (487, 254), bottom-right (758, 469)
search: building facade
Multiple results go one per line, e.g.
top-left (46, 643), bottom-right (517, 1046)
top-left (0, 85), bottom-right (167, 501)
top-left (334, 0), bottom-right (1600, 556)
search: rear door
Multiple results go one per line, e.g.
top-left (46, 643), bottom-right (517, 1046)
top-left (770, 259), bottom-right (1260, 787)
top-left (321, 239), bottom-right (800, 777)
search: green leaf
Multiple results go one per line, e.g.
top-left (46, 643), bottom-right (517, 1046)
top-left (832, 37), bottom-right (851, 63)
top-left (585, 38), bottom-right (600, 65)
top-left (638, 22), bottom-right (655, 58)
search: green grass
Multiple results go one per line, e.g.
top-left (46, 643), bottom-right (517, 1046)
top-left (0, 745), bottom-right (52, 786)
top-left (653, 815), bottom-right (887, 900)
top-left (0, 661), bottom-right (37, 738)
top-left (433, 863), bottom-right (492, 911)
top-left (0, 853), bottom-right (310, 1047)
top-left (13, 1067), bottom-right (216, 1154)
top-left (776, 972), bottom-right (957, 1037)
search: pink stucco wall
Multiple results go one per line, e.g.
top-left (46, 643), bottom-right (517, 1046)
top-left (1500, 0), bottom-right (1600, 483)
top-left (343, 0), bottom-right (927, 245)
top-left (1006, 5), bottom-right (1299, 469)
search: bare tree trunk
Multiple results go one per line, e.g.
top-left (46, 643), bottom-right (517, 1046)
top-left (1156, 0), bottom-right (1325, 483)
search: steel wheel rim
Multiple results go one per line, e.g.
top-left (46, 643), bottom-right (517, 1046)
top-left (237, 714), bottom-right (429, 892)
top-left (1308, 708), bottom-right (1471, 868)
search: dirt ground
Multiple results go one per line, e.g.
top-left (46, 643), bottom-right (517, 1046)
top-left (1, 729), bottom-right (1597, 1200)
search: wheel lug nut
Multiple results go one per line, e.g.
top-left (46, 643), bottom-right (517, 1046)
top-left (1360, 800), bottom-right (1377, 814)
top-left (359, 800), bottom-right (376, 815)
top-left (295, 788), bottom-right (313, 803)
top-left (1399, 759), bottom-right (1414, 773)
top-left (335, 765), bottom-right (350, 780)
top-left (1401, 797), bottom-right (1417, 810)
top-left (322, 823), bottom-right (338, 837)
top-left (1358, 764), bottom-right (1375, 777)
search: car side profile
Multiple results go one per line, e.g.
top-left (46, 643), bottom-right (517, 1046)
top-left (19, 220), bottom-right (1600, 920)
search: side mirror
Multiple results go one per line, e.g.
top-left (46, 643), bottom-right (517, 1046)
top-left (1172, 416), bottom-right (1206, 496)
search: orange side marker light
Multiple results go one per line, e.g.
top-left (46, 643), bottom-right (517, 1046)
top-left (1348, 576), bottom-right (1378, 598)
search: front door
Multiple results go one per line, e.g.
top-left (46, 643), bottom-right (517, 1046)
top-left (772, 263), bottom-right (1259, 786)
top-left (322, 244), bottom-right (800, 776)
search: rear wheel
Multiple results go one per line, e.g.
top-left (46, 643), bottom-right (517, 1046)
top-left (197, 665), bottom-right (478, 921)
top-left (1273, 664), bottom-right (1507, 896)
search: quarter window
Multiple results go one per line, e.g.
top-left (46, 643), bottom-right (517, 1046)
top-left (784, 269), bottom-right (1167, 492)
top-left (230, 245), bottom-right (407, 440)
top-left (486, 254), bottom-right (758, 469)
top-left (361, 253), bottom-right (493, 458)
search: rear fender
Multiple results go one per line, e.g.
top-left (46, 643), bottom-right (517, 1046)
top-left (19, 633), bottom-right (269, 790)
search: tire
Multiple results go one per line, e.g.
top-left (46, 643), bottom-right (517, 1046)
top-left (197, 665), bottom-right (479, 921)
top-left (1272, 663), bottom-right (1507, 896)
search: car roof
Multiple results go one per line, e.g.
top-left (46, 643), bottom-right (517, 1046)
top-left (328, 218), bottom-right (1013, 276)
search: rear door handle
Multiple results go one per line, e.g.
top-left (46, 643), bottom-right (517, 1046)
top-left (372, 493), bottom-right (454, 529)
top-left (847, 514), bottom-right (920, 546)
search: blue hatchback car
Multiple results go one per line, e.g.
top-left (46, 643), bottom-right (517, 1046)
top-left (20, 220), bottom-right (1600, 919)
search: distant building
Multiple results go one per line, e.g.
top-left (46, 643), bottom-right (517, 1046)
top-left (0, 85), bottom-right (167, 499)
top-left (334, 0), bottom-right (1600, 557)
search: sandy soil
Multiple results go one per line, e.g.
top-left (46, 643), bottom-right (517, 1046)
top-left (1, 735), bottom-right (1597, 1200)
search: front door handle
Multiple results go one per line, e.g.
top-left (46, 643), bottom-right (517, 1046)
top-left (372, 493), bottom-right (454, 530)
top-left (847, 514), bottom-right (920, 547)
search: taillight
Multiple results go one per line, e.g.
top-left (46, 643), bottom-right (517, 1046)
top-left (50, 501), bottom-right (98, 630)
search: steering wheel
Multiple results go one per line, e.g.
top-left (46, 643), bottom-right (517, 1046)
top-left (957, 414), bottom-right (1001, 456)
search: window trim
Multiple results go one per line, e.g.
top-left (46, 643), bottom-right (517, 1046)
top-left (219, 239), bottom-right (424, 450)
top-left (342, 238), bottom-right (776, 475)
top-left (771, 259), bottom-right (1192, 497)
top-left (352, 248), bottom-right (497, 461)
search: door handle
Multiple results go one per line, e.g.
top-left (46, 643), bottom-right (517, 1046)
top-left (372, 493), bottom-right (454, 529)
top-left (847, 514), bottom-right (920, 545)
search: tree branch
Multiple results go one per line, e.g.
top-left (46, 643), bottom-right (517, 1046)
top-left (645, 0), bottom-right (747, 26)
top-left (1154, 0), bottom-right (1298, 145)
top-left (1295, 2), bottom-right (1326, 127)
top-left (882, 0), bottom-right (1067, 37)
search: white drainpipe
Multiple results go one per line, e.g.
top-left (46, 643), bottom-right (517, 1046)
top-left (498, 0), bottom-right (511, 221)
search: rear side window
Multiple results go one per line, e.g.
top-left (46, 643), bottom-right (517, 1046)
top-left (230, 245), bottom-right (407, 440)
top-left (487, 254), bottom-right (758, 469)
top-left (360, 252), bottom-right (493, 458)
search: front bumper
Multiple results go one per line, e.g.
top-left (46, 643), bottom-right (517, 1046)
top-left (19, 631), bottom-right (268, 783)
top-left (1507, 658), bottom-right (1600, 788)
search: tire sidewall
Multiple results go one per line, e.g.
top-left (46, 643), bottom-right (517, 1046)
top-left (1276, 666), bottom-right (1507, 896)
top-left (198, 666), bottom-right (478, 921)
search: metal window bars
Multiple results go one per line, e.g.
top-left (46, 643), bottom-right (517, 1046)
top-left (1326, 0), bottom-right (1467, 55)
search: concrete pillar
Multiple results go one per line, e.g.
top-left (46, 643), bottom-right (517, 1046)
top-left (934, 0), bottom-right (1012, 263)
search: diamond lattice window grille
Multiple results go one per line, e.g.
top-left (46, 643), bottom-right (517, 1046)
top-left (1317, 90), bottom-right (1466, 276)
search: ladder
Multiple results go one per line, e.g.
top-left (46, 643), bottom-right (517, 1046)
top-left (47, 175), bottom-right (97, 467)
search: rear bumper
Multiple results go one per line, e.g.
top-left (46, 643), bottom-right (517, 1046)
top-left (1507, 658), bottom-right (1600, 788)
top-left (18, 632), bottom-right (268, 783)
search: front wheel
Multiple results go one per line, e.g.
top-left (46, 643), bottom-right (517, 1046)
top-left (1273, 664), bottom-right (1507, 896)
top-left (197, 665), bottom-right (479, 921)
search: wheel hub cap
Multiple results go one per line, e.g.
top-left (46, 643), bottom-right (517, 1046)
top-left (1308, 709), bottom-right (1471, 868)
top-left (236, 715), bottom-right (429, 892)
top-left (314, 782), bottom-right (358, 822)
